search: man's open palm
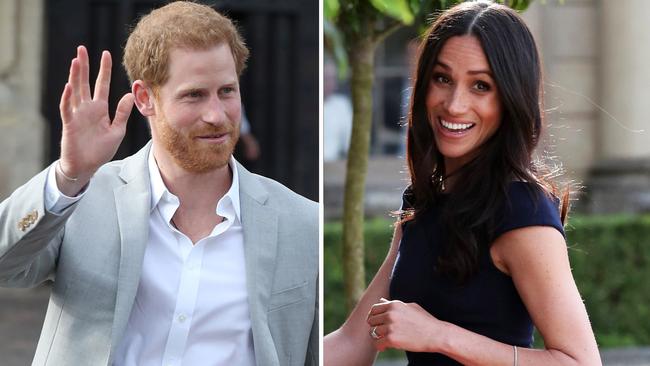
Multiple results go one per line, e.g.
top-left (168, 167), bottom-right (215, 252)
top-left (59, 46), bottom-right (135, 180)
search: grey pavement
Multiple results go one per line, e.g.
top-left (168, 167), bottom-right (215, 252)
top-left (1, 286), bottom-right (649, 365)
top-left (0, 286), bottom-right (49, 366)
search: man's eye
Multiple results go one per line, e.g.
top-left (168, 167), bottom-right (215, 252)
top-left (187, 91), bottom-right (204, 98)
top-left (221, 87), bottom-right (235, 94)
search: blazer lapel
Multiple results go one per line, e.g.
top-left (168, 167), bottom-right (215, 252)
top-left (238, 162), bottom-right (281, 366)
top-left (109, 143), bottom-right (152, 357)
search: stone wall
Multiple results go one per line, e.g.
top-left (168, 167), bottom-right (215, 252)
top-left (523, 0), bottom-right (598, 183)
top-left (0, 0), bottom-right (46, 200)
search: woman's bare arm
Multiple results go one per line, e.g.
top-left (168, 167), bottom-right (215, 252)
top-left (324, 224), bottom-right (402, 366)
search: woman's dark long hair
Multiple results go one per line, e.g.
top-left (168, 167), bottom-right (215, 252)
top-left (405, 1), bottom-right (569, 282)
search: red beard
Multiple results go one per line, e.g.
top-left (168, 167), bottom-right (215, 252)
top-left (157, 113), bottom-right (240, 173)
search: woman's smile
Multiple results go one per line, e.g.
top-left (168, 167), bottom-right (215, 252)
top-left (437, 117), bottom-right (476, 137)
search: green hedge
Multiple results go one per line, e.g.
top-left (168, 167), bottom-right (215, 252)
top-left (324, 215), bottom-right (650, 350)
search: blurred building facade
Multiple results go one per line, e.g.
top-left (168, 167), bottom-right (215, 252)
top-left (525, 0), bottom-right (650, 214)
top-left (0, 0), bottom-right (46, 202)
top-left (325, 0), bottom-right (650, 219)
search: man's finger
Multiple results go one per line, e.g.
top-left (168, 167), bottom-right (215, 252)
top-left (59, 83), bottom-right (73, 124)
top-left (67, 55), bottom-right (75, 85)
top-left (112, 93), bottom-right (135, 129)
top-left (70, 58), bottom-right (81, 107)
top-left (77, 46), bottom-right (92, 101)
top-left (94, 51), bottom-right (112, 101)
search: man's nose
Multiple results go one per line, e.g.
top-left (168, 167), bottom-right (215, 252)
top-left (203, 96), bottom-right (227, 124)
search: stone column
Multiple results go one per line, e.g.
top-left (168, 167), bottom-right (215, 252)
top-left (524, 1), bottom-right (598, 183)
top-left (0, 0), bottom-right (46, 199)
top-left (582, 0), bottom-right (650, 213)
top-left (599, 0), bottom-right (650, 160)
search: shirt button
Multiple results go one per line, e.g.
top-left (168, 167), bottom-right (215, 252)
top-left (178, 314), bottom-right (187, 323)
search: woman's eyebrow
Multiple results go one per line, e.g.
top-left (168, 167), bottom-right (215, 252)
top-left (435, 61), bottom-right (493, 77)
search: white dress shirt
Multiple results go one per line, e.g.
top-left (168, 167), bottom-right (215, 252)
top-left (44, 152), bottom-right (255, 366)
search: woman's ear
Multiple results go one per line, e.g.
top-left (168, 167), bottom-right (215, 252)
top-left (132, 80), bottom-right (155, 117)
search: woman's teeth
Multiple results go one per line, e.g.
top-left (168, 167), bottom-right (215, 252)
top-left (441, 119), bottom-right (474, 131)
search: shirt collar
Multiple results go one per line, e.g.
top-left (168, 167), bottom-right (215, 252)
top-left (147, 149), bottom-right (241, 221)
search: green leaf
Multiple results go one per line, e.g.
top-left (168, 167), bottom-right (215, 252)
top-left (325, 0), bottom-right (340, 20)
top-left (408, 0), bottom-right (421, 15)
top-left (324, 19), bottom-right (349, 78)
top-left (500, 0), bottom-right (533, 11)
top-left (369, 0), bottom-right (415, 25)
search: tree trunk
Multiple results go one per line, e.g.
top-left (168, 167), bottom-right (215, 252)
top-left (342, 36), bottom-right (377, 312)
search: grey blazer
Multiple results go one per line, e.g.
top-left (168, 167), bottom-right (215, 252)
top-left (0, 143), bottom-right (319, 366)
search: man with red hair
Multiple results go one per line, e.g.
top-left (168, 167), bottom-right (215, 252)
top-left (0, 2), bottom-right (317, 365)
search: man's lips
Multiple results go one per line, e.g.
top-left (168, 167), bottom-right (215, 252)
top-left (197, 133), bottom-right (227, 138)
top-left (194, 132), bottom-right (230, 143)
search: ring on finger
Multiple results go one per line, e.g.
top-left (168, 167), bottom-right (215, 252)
top-left (370, 326), bottom-right (380, 340)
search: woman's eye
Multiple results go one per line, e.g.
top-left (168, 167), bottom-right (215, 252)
top-left (433, 74), bottom-right (450, 84)
top-left (474, 81), bottom-right (491, 92)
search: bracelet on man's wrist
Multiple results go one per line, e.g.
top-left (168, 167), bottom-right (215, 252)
top-left (56, 160), bottom-right (79, 182)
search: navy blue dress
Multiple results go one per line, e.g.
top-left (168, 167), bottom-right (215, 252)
top-left (389, 182), bottom-right (564, 365)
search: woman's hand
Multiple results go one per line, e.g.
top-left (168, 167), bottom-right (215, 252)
top-left (367, 298), bottom-right (444, 353)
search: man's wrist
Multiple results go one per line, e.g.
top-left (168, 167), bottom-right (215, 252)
top-left (56, 160), bottom-right (79, 182)
top-left (55, 160), bottom-right (94, 197)
top-left (45, 163), bottom-right (86, 214)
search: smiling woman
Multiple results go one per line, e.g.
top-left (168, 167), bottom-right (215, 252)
top-left (426, 35), bottom-right (502, 175)
top-left (324, 1), bottom-right (602, 365)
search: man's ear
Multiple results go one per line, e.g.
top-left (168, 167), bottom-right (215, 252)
top-left (132, 80), bottom-right (156, 117)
